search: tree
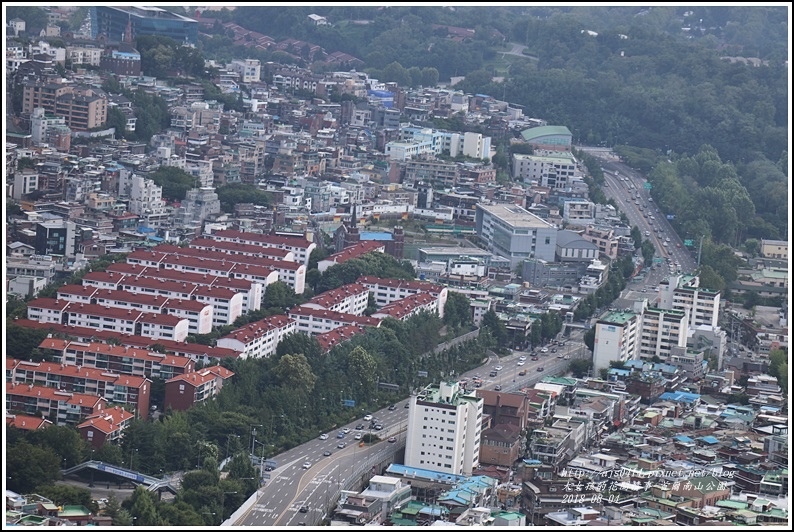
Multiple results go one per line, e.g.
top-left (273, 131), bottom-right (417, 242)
top-left (6, 441), bottom-right (62, 493)
top-left (129, 486), bottom-right (161, 526)
top-left (216, 183), bottom-right (272, 212)
top-left (480, 309), bottom-right (507, 347)
top-left (106, 106), bottom-right (128, 138)
top-left (583, 327), bottom-right (595, 351)
top-left (443, 291), bottom-right (472, 328)
top-left (347, 346), bottom-right (377, 398)
top-left (148, 166), bottom-right (199, 202)
top-left (421, 67), bottom-right (440, 88)
top-left (272, 353), bottom-right (317, 397)
top-left (569, 358), bottom-right (593, 378)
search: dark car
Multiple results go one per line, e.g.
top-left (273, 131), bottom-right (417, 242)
top-left (323, 450), bottom-right (332, 456)
top-left (404, 402), bottom-right (410, 408)
top-left (518, 370), bottom-right (527, 376)
top-left (355, 423), bottom-right (365, 430)
top-left (537, 367), bottom-right (544, 372)
top-left (531, 356), bottom-right (538, 361)
top-left (299, 506), bottom-right (308, 513)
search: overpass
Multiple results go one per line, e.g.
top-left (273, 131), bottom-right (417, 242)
top-left (61, 460), bottom-right (179, 494)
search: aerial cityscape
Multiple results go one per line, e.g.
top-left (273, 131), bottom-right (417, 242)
top-left (3, 3), bottom-right (790, 528)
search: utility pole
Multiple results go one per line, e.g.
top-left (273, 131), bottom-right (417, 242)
top-left (696, 235), bottom-right (704, 268)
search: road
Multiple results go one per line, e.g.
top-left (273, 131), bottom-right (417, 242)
top-left (231, 330), bottom-right (589, 526)
top-left (580, 147), bottom-right (699, 305)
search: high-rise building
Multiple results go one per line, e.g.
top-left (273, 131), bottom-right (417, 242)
top-left (35, 220), bottom-right (76, 258)
top-left (592, 310), bottom-right (640, 373)
top-left (90, 6), bottom-right (197, 44)
top-left (405, 380), bottom-right (483, 476)
top-left (658, 274), bottom-right (721, 328)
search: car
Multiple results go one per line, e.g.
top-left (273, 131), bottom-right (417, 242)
top-left (338, 442), bottom-right (347, 449)
top-left (537, 367), bottom-right (544, 372)
top-left (387, 436), bottom-right (397, 443)
top-left (531, 356), bottom-right (538, 361)
top-left (517, 361), bottom-right (525, 366)
top-left (494, 365), bottom-right (503, 371)
top-left (373, 424), bottom-right (383, 431)
top-left (323, 450), bottom-right (332, 456)
top-left (337, 432), bottom-right (345, 439)
top-left (299, 506), bottom-right (308, 513)
top-left (666, 237), bottom-right (671, 242)
top-left (642, 288), bottom-right (647, 293)
top-left (342, 427), bottom-right (351, 434)
top-left (518, 370), bottom-right (527, 376)
top-left (475, 382), bottom-right (482, 387)
top-left (355, 432), bottom-right (362, 440)
top-left (677, 243), bottom-right (681, 248)
top-left (363, 414), bottom-right (373, 421)
top-left (302, 462), bottom-right (311, 469)
top-left (559, 342), bottom-right (565, 346)
top-left (355, 423), bottom-right (365, 430)
top-left (564, 355), bottom-right (571, 360)
top-left (494, 384), bottom-right (502, 391)
top-left (405, 402), bottom-right (410, 408)
top-left (551, 348), bottom-right (557, 353)
top-left (388, 404), bottom-right (396, 411)
top-left (264, 465), bottom-right (275, 472)
top-left (489, 370), bottom-right (498, 377)
top-left (540, 347), bottom-right (549, 353)
top-left (518, 355), bottom-right (527, 361)
top-left (319, 433), bottom-right (328, 440)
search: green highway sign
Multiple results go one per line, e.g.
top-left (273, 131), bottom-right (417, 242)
top-left (643, 183), bottom-right (652, 189)
top-left (653, 258), bottom-right (664, 263)
top-left (684, 239), bottom-right (693, 246)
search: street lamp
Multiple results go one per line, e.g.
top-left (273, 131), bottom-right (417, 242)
top-left (220, 491), bottom-right (237, 523)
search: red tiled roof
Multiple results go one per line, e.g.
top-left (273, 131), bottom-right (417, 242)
top-left (304, 283), bottom-right (368, 309)
top-left (323, 241), bottom-right (385, 264)
top-left (77, 406), bottom-right (134, 434)
top-left (7, 381), bottom-right (106, 409)
top-left (10, 358), bottom-right (149, 388)
top-left (208, 229), bottom-right (314, 250)
top-left (6, 413), bottom-right (53, 430)
top-left (315, 324), bottom-right (368, 352)
top-left (357, 275), bottom-right (445, 294)
top-left (288, 306), bottom-right (381, 327)
top-left (189, 237), bottom-right (292, 259)
top-left (220, 315), bottom-right (295, 343)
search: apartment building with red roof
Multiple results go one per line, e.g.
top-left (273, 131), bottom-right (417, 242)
top-left (315, 324), bottom-right (368, 353)
top-left (164, 365), bottom-right (235, 411)
top-left (371, 292), bottom-right (439, 321)
top-left (216, 314), bottom-right (297, 359)
top-left (77, 406), bottom-right (135, 448)
top-left (188, 237), bottom-right (295, 262)
top-left (37, 338), bottom-right (194, 380)
top-left (357, 275), bottom-right (448, 318)
top-left (8, 358), bottom-right (151, 419)
top-left (288, 306), bottom-right (381, 335)
top-left (7, 382), bottom-right (106, 425)
top-left (300, 282), bottom-right (369, 315)
top-left (207, 228), bottom-right (317, 266)
top-left (6, 413), bottom-right (54, 431)
top-left (318, 241), bottom-right (386, 272)
top-left (13, 319), bottom-right (242, 366)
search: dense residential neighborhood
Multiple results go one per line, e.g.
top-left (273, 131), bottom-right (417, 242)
top-left (4, 5), bottom-right (789, 528)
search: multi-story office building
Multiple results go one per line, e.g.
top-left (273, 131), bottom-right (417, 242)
top-left (637, 307), bottom-right (688, 362)
top-left (91, 6), bottom-right (198, 44)
top-left (35, 219), bottom-right (76, 257)
top-left (405, 380), bottom-right (483, 476)
top-left (475, 203), bottom-right (557, 269)
top-left (229, 59), bottom-right (261, 83)
top-left (592, 310), bottom-right (640, 373)
top-left (128, 175), bottom-right (169, 228)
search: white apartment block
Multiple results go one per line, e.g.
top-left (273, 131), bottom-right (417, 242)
top-left (13, 170), bottom-right (39, 199)
top-left (637, 307), bottom-right (688, 362)
top-left (300, 283), bottom-right (369, 315)
top-left (475, 203), bottom-right (558, 269)
top-left (229, 59), bottom-right (261, 83)
top-left (562, 200), bottom-right (596, 226)
top-left (129, 175), bottom-right (168, 228)
top-left (288, 307), bottom-right (381, 335)
top-left (405, 380), bottom-right (483, 476)
top-left (512, 153), bottom-right (579, 187)
top-left (398, 126), bottom-right (492, 161)
top-left (26, 299), bottom-right (189, 342)
top-left (30, 108), bottom-right (69, 146)
top-left (592, 310), bottom-right (640, 373)
top-left (658, 274), bottom-right (720, 328)
top-left (207, 229), bottom-right (317, 267)
top-left (357, 276), bottom-right (448, 319)
top-left (216, 315), bottom-right (297, 359)
top-left (192, 285), bottom-right (244, 327)
top-left (65, 45), bottom-right (102, 66)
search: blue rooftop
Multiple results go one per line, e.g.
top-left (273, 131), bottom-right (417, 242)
top-left (674, 435), bottom-right (695, 443)
top-left (698, 436), bottom-right (720, 445)
top-left (659, 391), bottom-right (700, 403)
top-left (360, 232), bottom-right (394, 241)
top-left (385, 464), bottom-right (467, 484)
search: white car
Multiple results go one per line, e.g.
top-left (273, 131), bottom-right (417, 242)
top-left (319, 433), bottom-right (328, 440)
top-left (517, 361), bottom-right (525, 366)
top-left (354, 433), bottom-right (362, 440)
top-left (540, 347), bottom-right (549, 353)
top-left (342, 428), bottom-right (351, 434)
top-left (518, 355), bottom-right (527, 361)
top-left (302, 462), bottom-right (311, 469)
top-left (363, 414), bottom-right (373, 422)
top-left (494, 365), bottom-right (503, 371)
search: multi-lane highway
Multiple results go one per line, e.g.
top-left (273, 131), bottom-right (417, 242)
top-left (229, 331), bottom-right (589, 526)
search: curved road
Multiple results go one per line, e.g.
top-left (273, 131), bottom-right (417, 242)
top-left (231, 331), bottom-right (589, 526)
